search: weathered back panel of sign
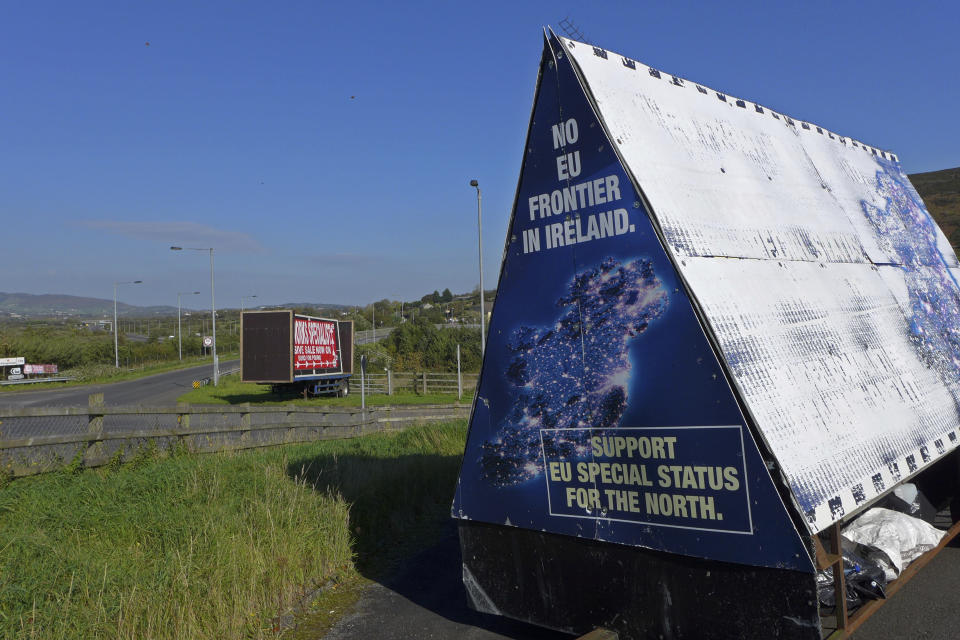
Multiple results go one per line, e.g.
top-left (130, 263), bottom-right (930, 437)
top-left (241, 310), bottom-right (293, 383)
top-left (451, 35), bottom-right (811, 572)
top-left (562, 36), bottom-right (960, 532)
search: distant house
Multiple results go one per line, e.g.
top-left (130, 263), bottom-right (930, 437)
top-left (77, 320), bottom-right (111, 331)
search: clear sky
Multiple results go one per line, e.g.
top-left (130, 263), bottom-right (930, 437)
top-left (2, 1), bottom-right (957, 309)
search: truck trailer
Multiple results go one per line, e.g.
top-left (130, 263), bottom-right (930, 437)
top-left (241, 310), bottom-right (353, 397)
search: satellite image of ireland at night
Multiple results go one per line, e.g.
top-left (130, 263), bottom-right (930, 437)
top-left (480, 257), bottom-right (669, 486)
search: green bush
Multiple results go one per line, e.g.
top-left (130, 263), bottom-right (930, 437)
top-left (375, 319), bottom-right (481, 372)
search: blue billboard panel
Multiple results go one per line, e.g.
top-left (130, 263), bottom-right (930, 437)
top-left (452, 35), bottom-right (813, 572)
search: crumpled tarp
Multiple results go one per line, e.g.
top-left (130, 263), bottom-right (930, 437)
top-left (841, 507), bottom-right (945, 581)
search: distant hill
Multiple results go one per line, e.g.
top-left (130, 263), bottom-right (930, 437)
top-left (0, 293), bottom-right (183, 319)
top-left (0, 292), bottom-right (351, 319)
top-left (909, 167), bottom-right (960, 251)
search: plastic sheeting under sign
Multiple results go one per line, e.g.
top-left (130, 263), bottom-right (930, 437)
top-left (842, 508), bottom-right (946, 581)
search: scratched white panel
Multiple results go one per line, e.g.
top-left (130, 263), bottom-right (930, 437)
top-left (560, 38), bottom-right (958, 270)
top-left (682, 258), bottom-right (960, 528)
top-left (561, 36), bottom-right (960, 532)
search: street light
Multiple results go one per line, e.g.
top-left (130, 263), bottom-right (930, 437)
top-left (177, 291), bottom-right (201, 361)
top-left (470, 179), bottom-right (486, 357)
top-left (393, 296), bottom-right (404, 323)
top-left (240, 295), bottom-right (257, 338)
top-left (241, 295), bottom-right (257, 314)
top-left (114, 280), bottom-right (143, 368)
top-left (171, 246), bottom-right (218, 385)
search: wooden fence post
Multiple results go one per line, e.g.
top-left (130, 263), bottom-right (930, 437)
top-left (84, 393), bottom-right (106, 467)
top-left (240, 403), bottom-right (252, 447)
top-left (87, 393), bottom-right (104, 436)
top-left (176, 403), bottom-right (191, 431)
top-left (174, 403), bottom-right (190, 452)
top-left (422, 372), bottom-right (428, 395)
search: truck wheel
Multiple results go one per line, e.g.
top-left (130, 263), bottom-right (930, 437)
top-left (337, 381), bottom-right (349, 397)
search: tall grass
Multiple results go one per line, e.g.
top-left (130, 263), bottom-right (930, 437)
top-left (286, 422), bottom-right (468, 575)
top-left (0, 421), bottom-right (467, 639)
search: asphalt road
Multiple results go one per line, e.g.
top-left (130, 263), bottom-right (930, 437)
top-left (0, 359), bottom-right (239, 408)
top-left (324, 523), bottom-right (960, 640)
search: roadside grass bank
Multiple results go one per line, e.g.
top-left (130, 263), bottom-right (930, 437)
top-left (177, 376), bottom-right (474, 406)
top-left (0, 421), bottom-right (467, 639)
top-left (0, 353), bottom-right (239, 393)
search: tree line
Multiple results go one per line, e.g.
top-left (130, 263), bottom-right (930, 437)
top-left (0, 323), bottom-right (239, 370)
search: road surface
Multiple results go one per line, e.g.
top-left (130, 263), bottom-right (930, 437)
top-left (0, 359), bottom-right (239, 409)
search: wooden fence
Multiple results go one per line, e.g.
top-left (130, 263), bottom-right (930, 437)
top-left (0, 399), bottom-right (471, 478)
top-left (359, 372), bottom-right (479, 396)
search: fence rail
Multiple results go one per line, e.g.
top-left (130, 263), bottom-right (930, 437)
top-left (0, 376), bottom-right (77, 386)
top-left (0, 401), bottom-right (471, 478)
top-left (359, 372), bottom-right (478, 396)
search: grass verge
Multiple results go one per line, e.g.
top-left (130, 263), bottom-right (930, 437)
top-left (0, 421), bottom-right (467, 639)
top-left (176, 375), bottom-right (473, 406)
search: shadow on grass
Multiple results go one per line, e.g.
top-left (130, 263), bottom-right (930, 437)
top-left (285, 448), bottom-right (567, 639)
top-left (286, 450), bottom-right (461, 578)
top-left (218, 392), bottom-right (301, 404)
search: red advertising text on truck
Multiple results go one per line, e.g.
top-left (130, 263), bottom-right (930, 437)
top-left (294, 316), bottom-right (340, 370)
top-left (241, 310), bottom-right (353, 397)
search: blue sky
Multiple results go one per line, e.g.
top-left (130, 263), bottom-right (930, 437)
top-left (2, 1), bottom-right (957, 309)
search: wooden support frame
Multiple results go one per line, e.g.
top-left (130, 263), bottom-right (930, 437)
top-left (819, 516), bottom-right (960, 638)
top-left (576, 630), bottom-right (618, 640)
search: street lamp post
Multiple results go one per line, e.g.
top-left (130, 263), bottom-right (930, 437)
top-left (177, 291), bottom-right (201, 361)
top-left (470, 179), bottom-right (486, 357)
top-left (240, 295), bottom-right (257, 338)
top-left (114, 280), bottom-right (143, 368)
top-left (172, 246), bottom-right (218, 385)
